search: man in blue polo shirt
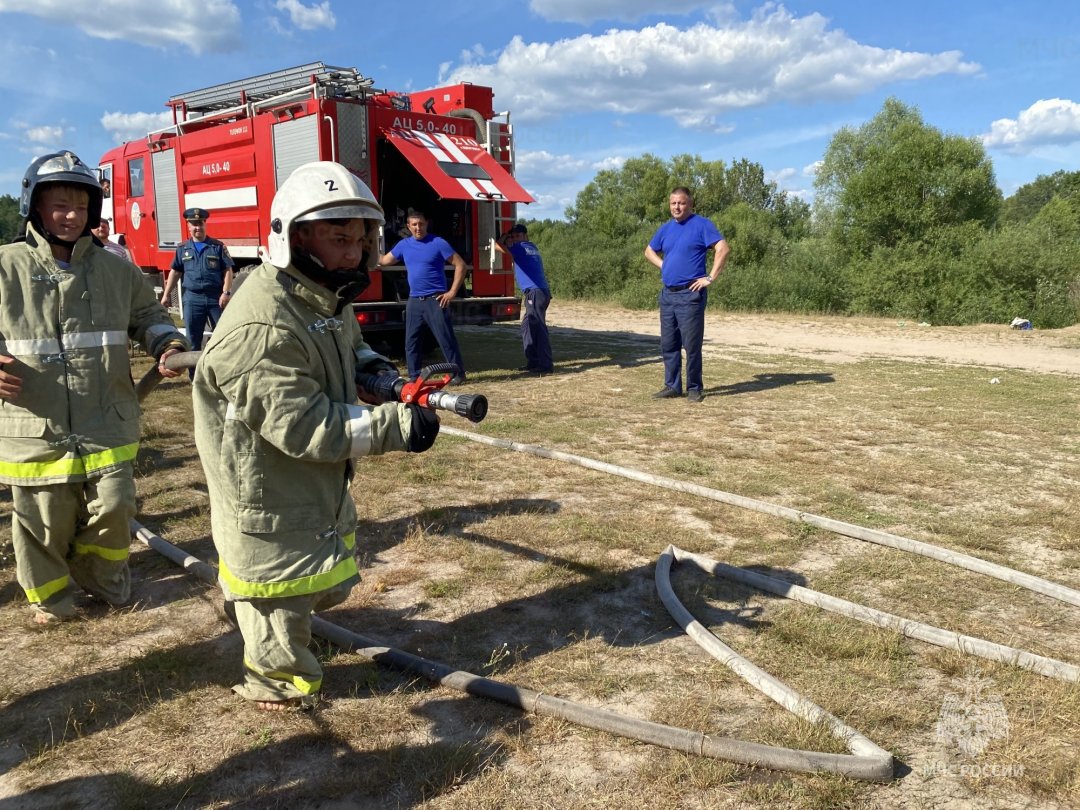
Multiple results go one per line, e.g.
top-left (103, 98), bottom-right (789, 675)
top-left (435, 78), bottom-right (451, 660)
top-left (495, 223), bottom-right (553, 374)
top-left (160, 207), bottom-right (235, 367)
top-left (644, 187), bottom-right (730, 403)
top-left (378, 210), bottom-right (467, 383)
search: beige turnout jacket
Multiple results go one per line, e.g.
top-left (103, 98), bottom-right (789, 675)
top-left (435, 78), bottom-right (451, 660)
top-left (192, 261), bottom-right (415, 600)
top-left (0, 224), bottom-right (188, 485)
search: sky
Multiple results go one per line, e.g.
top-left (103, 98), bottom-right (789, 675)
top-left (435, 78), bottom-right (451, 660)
top-left (0, 0), bottom-right (1078, 221)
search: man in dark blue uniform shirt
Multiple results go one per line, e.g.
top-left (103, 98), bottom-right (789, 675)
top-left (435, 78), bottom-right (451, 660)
top-left (161, 208), bottom-right (235, 364)
top-left (495, 223), bottom-right (554, 374)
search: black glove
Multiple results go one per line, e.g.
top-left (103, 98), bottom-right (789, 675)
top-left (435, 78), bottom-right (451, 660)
top-left (357, 357), bottom-right (399, 378)
top-left (406, 404), bottom-right (440, 453)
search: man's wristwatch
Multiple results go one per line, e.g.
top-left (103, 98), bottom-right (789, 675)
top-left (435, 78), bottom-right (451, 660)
top-left (223, 290), bottom-right (232, 296)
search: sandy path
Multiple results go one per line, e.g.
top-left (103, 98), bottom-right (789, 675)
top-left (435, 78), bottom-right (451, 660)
top-left (547, 301), bottom-right (1080, 375)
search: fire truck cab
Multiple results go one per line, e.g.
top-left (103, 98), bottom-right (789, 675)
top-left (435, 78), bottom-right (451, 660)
top-left (98, 62), bottom-right (532, 334)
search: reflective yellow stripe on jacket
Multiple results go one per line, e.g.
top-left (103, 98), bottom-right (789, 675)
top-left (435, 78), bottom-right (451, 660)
top-left (0, 442), bottom-right (139, 481)
top-left (219, 533), bottom-right (358, 599)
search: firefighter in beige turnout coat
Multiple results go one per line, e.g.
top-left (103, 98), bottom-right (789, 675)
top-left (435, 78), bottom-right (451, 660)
top-left (192, 162), bottom-right (440, 708)
top-left (0, 151), bottom-right (189, 622)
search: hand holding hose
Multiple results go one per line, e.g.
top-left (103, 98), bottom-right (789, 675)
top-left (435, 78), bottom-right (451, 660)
top-left (356, 363), bottom-right (488, 423)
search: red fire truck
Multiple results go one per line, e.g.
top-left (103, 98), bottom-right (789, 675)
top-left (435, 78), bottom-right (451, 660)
top-left (98, 62), bottom-right (532, 336)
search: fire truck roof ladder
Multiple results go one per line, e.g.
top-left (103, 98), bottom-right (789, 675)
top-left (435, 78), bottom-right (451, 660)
top-left (167, 62), bottom-right (373, 116)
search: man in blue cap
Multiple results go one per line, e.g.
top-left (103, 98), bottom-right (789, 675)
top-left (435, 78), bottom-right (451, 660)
top-left (161, 207), bottom-right (235, 361)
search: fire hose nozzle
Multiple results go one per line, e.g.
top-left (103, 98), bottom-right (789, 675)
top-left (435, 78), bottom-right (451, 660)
top-left (356, 363), bottom-right (488, 423)
top-left (426, 389), bottom-right (488, 423)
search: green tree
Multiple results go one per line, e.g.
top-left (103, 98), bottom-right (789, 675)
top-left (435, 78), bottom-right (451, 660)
top-left (0, 194), bottom-right (19, 244)
top-left (565, 153), bottom-right (669, 240)
top-left (814, 98), bottom-right (1001, 256)
top-left (1000, 170), bottom-right (1080, 225)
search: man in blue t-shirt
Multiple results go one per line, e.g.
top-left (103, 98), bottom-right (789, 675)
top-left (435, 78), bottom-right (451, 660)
top-left (495, 223), bottom-right (554, 375)
top-left (378, 210), bottom-right (468, 382)
top-left (644, 187), bottom-right (730, 403)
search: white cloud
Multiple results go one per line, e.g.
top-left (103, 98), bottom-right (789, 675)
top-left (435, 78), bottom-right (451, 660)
top-left (0, 0), bottom-right (242, 53)
top-left (675, 112), bottom-right (736, 134)
top-left (21, 124), bottom-right (65, 144)
top-left (803, 160), bottom-right (822, 177)
top-left (768, 167), bottom-right (797, 184)
top-left (513, 150), bottom-right (597, 219)
top-left (273, 0), bottom-right (335, 31)
top-left (529, 0), bottom-right (712, 24)
top-left (592, 155), bottom-right (627, 172)
top-left (516, 149), bottom-right (589, 180)
top-left (982, 98), bottom-right (1080, 152)
top-left (100, 110), bottom-right (175, 143)
top-left (442, 7), bottom-right (979, 130)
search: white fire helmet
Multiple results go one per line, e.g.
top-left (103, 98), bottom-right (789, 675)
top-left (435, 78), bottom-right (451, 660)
top-left (268, 161), bottom-right (384, 269)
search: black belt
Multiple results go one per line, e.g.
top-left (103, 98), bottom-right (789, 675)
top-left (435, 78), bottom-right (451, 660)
top-left (411, 294), bottom-right (443, 300)
top-left (665, 283), bottom-right (693, 292)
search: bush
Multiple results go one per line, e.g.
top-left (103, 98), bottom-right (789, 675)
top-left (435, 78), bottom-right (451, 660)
top-left (719, 237), bottom-right (849, 314)
top-left (523, 181), bottom-right (1080, 327)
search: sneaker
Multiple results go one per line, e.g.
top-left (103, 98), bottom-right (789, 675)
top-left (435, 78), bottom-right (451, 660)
top-left (652, 387), bottom-right (682, 399)
top-left (449, 375), bottom-right (466, 386)
top-left (687, 389), bottom-right (705, 403)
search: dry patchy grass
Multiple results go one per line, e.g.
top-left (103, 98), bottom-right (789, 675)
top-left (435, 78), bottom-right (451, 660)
top-left (0, 318), bottom-right (1078, 809)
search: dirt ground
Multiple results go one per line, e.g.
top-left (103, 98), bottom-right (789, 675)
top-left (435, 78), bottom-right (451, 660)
top-left (547, 301), bottom-right (1080, 376)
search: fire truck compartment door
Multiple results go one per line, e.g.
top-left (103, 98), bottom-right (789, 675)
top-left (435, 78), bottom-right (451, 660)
top-left (153, 150), bottom-right (182, 246)
top-left (381, 128), bottom-right (533, 203)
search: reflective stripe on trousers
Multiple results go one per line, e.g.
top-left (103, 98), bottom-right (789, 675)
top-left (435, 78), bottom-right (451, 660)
top-left (11, 465), bottom-right (135, 607)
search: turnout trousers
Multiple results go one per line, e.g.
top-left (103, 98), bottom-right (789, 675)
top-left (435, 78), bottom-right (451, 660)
top-left (12, 464), bottom-right (135, 617)
top-left (229, 581), bottom-right (354, 704)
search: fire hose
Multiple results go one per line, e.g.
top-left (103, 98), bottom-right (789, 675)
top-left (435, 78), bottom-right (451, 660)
top-left (129, 521), bottom-right (895, 781)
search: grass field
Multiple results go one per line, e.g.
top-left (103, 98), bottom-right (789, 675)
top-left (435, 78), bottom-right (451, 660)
top-left (1, 314), bottom-right (1078, 809)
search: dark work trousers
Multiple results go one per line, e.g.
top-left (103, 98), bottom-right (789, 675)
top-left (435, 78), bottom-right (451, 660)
top-left (183, 291), bottom-right (222, 379)
top-left (659, 285), bottom-right (707, 394)
top-left (183, 291), bottom-right (222, 352)
top-left (521, 287), bottom-right (554, 372)
top-left (405, 296), bottom-right (466, 379)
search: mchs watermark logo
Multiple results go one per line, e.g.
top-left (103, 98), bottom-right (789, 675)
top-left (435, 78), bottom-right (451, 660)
top-left (924, 675), bottom-right (1024, 778)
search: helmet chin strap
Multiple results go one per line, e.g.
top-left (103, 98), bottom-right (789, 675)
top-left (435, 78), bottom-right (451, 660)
top-left (291, 248), bottom-right (372, 315)
top-left (27, 212), bottom-right (82, 249)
